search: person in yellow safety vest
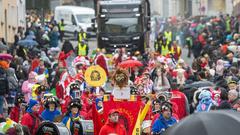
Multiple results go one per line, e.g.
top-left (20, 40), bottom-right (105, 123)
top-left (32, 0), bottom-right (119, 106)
top-left (78, 29), bottom-right (87, 43)
top-left (160, 38), bottom-right (170, 56)
top-left (170, 41), bottom-right (182, 61)
top-left (58, 19), bottom-right (65, 42)
top-left (75, 40), bottom-right (89, 56)
top-left (164, 30), bottom-right (172, 45)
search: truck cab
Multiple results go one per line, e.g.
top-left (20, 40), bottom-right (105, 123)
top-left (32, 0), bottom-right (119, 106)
top-left (95, 0), bottom-right (151, 53)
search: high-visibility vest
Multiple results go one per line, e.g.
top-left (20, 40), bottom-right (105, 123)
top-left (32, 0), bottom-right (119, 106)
top-left (171, 46), bottom-right (181, 55)
top-left (164, 31), bottom-right (172, 45)
top-left (59, 22), bottom-right (64, 31)
top-left (226, 19), bottom-right (231, 32)
top-left (78, 32), bottom-right (87, 43)
top-left (161, 45), bottom-right (169, 56)
top-left (78, 43), bottom-right (87, 56)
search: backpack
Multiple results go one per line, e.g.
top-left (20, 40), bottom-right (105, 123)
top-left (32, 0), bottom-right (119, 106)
top-left (0, 68), bottom-right (9, 95)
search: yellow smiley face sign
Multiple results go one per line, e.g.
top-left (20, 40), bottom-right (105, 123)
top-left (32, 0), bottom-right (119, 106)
top-left (84, 65), bottom-right (107, 87)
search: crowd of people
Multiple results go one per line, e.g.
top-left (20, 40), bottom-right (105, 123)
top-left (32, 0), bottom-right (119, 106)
top-left (0, 12), bottom-right (240, 135)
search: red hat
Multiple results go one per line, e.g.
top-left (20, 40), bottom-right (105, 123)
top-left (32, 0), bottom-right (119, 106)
top-left (108, 109), bottom-right (119, 115)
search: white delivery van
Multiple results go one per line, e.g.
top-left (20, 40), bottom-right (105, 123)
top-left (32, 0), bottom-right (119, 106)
top-left (54, 6), bottom-right (95, 39)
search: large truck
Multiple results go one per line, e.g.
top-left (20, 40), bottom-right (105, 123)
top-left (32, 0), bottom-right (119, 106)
top-left (94, 0), bottom-right (151, 53)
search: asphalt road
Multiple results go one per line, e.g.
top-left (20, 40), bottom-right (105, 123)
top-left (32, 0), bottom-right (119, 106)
top-left (63, 38), bottom-right (97, 55)
top-left (67, 37), bottom-right (193, 66)
top-left (64, 37), bottom-right (193, 91)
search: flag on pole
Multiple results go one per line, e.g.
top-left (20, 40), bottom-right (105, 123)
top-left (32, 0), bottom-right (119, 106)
top-left (92, 99), bottom-right (141, 135)
top-left (140, 100), bottom-right (151, 123)
top-left (132, 109), bottom-right (141, 135)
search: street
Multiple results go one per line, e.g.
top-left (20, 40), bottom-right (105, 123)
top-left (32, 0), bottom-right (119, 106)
top-left (1, 0), bottom-right (240, 135)
top-left (68, 37), bottom-right (193, 66)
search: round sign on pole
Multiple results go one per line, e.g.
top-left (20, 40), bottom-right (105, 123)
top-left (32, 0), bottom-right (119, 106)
top-left (84, 65), bottom-right (107, 87)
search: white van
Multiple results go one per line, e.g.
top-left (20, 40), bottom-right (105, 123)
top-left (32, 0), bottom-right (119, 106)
top-left (54, 6), bottom-right (95, 39)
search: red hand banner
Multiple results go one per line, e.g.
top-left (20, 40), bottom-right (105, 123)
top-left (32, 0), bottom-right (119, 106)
top-left (93, 100), bottom-right (142, 135)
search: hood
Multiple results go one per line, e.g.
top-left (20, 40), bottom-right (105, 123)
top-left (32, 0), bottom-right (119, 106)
top-left (78, 23), bottom-right (92, 31)
top-left (6, 68), bottom-right (15, 76)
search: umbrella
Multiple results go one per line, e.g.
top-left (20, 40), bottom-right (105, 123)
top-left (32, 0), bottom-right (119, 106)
top-left (163, 110), bottom-right (240, 135)
top-left (118, 59), bottom-right (143, 68)
top-left (17, 37), bottom-right (38, 48)
top-left (27, 31), bottom-right (36, 39)
top-left (184, 81), bottom-right (214, 90)
top-left (26, 35), bottom-right (35, 40)
top-left (0, 53), bottom-right (13, 60)
top-left (0, 41), bottom-right (9, 51)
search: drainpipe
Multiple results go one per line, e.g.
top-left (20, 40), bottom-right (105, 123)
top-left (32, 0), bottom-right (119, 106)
top-left (4, 9), bottom-right (8, 46)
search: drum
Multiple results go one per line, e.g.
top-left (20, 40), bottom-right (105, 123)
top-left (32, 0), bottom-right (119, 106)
top-left (80, 120), bottom-right (94, 135)
top-left (142, 120), bottom-right (152, 134)
top-left (36, 121), bottom-right (71, 135)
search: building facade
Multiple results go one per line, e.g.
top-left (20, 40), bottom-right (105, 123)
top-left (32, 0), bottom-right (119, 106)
top-left (0, 0), bottom-right (26, 44)
top-left (49, 0), bottom-right (94, 12)
top-left (150, 0), bottom-right (192, 18)
top-left (192, 0), bottom-right (233, 16)
top-left (150, 0), bottom-right (233, 18)
top-left (233, 0), bottom-right (240, 16)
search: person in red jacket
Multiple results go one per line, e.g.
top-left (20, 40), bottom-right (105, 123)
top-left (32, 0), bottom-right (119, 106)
top-left (10, 93), bottom-right (27, 123)
top-left (170, 79), bottom-right (189, 119)
top-left (21, 99), bottom-right (42, 135)
top-left (99, 109), bottom-right (127, 135)
top-left (80, 90), bottom-right (93, 119)
top-left (198, 32), bottom-right (207, 47)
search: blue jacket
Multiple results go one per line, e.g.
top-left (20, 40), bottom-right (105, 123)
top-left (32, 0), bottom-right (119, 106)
top-left (62, 112), bottom-right (79, 127)
top-left (41, 109), bottom-right (61, 122)
top-left (62, 112), bottom-right (83, 135)
top-left (152, 114), bottom-right (177, 134)
top-left (49, 31), bottom-right (59, 48)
